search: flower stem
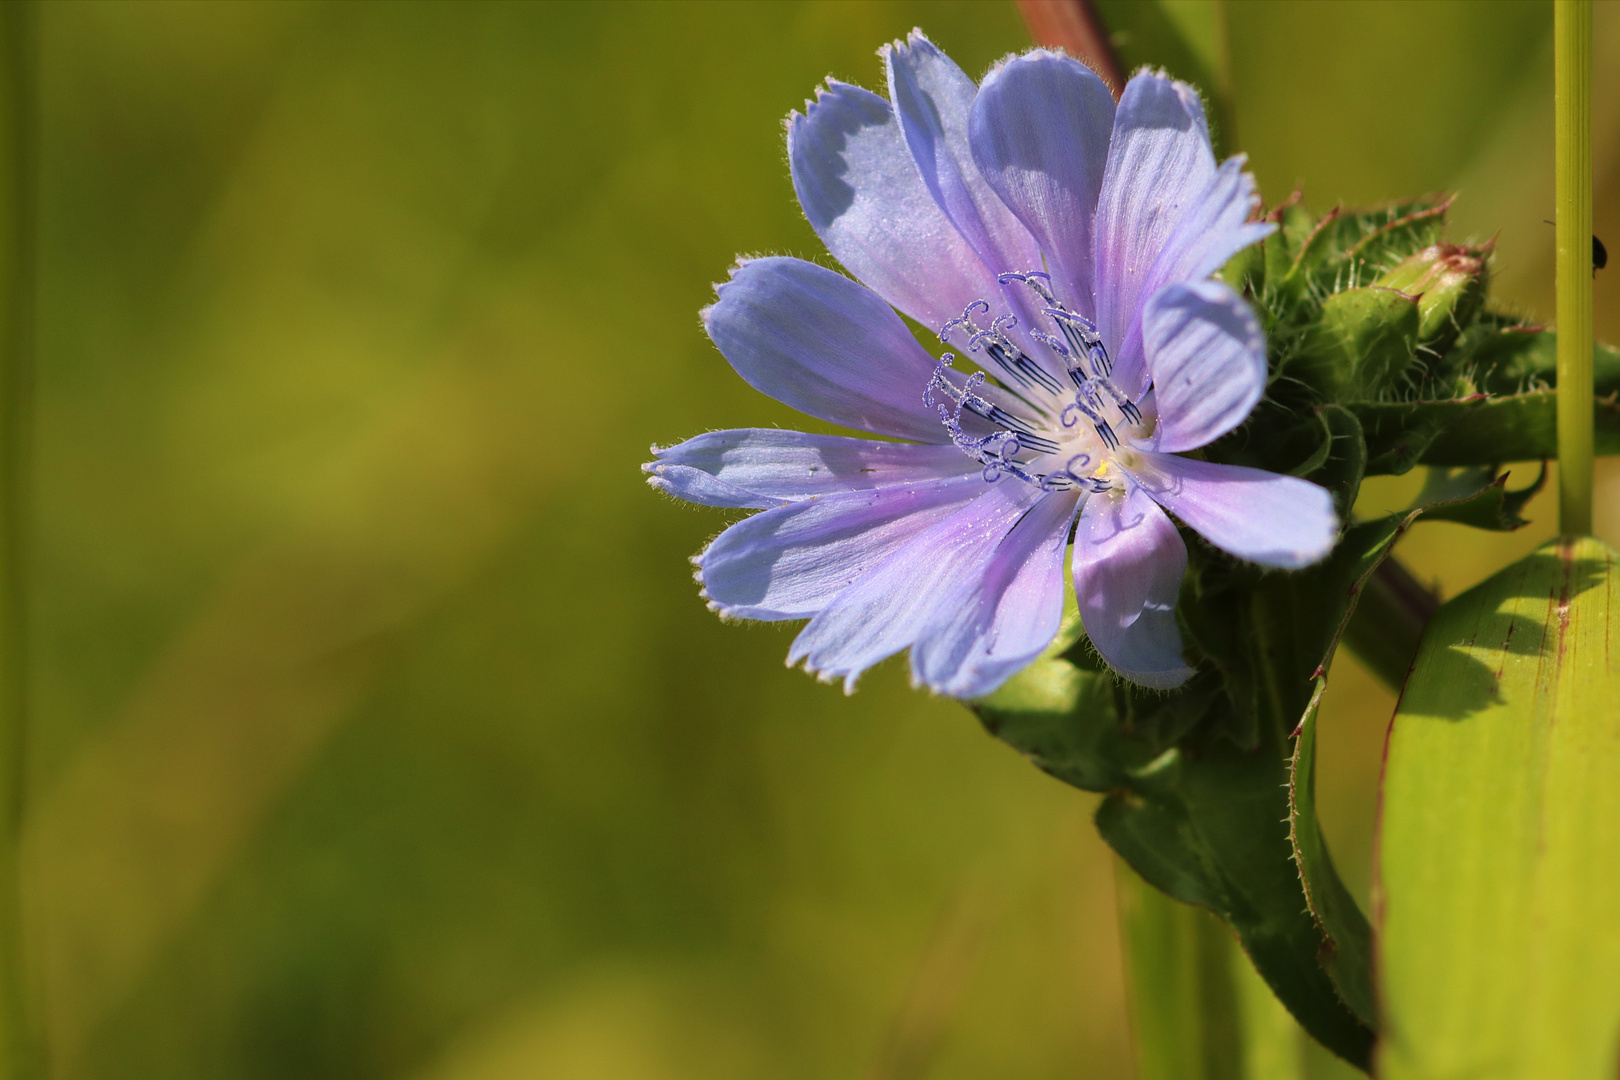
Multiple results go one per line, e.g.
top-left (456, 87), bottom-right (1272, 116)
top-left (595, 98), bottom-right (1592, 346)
top-left (1556, 0), bottom-right (1594, 537)
top-left (0, 4), bottom-right (32, 1076)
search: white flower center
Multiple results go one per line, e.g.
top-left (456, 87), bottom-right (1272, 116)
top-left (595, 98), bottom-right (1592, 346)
top-left (925, 271), bottom-right (1150, 493)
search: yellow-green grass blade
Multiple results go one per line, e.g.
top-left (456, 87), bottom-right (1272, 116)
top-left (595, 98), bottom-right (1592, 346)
top-left (1376, 537), bottom-right (1620, 1079)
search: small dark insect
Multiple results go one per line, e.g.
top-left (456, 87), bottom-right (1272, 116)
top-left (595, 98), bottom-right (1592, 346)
top-left (1541, 221), bottom-right (1607, 274)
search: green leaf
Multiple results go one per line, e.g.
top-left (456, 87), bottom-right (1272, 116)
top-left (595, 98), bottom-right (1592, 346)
top-left (1280, 467), bottom-right (1534, 1027)
top-left (1407, 465), bottom-right (1546, 530)
top-left (1418, 387), bottom-right (1620, 464)
top-left (1288, 678), bottom-right (1374, 1027)
top-left (1376, 538), bottom-right (1620, 1079)
top-left (1349, 399), bottom-right (1485, 474)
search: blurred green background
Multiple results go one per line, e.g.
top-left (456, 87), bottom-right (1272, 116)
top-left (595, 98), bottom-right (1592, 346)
top-left (16, 2), bottom-right (1620, 1077)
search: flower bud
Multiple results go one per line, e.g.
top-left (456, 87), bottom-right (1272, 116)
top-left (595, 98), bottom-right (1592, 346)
top-left (1374, 243), bottom-right (1488, 351)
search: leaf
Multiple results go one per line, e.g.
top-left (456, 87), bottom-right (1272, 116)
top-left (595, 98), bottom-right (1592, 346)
top-left (1419, 387), bottom-right (1620, 464)
top-left (1376, 538), bottom-right (1620, 1080)
top-left (1280, 467), bottom-right (1529, 1029)
top-left (1409, 464), bottom-right (1546, 530)
top-left (1288, 678), bottom-right (1374, 1026)
top-left (1349, 399), bottom-right (1486, 474)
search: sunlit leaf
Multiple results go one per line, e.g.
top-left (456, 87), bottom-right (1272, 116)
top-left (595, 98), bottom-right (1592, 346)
top-left (1377, 538), bottom-right (1620, 1079)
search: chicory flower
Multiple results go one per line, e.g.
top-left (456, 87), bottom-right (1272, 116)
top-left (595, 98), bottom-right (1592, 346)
top-left (646, 32), bottom-right (1338, 696)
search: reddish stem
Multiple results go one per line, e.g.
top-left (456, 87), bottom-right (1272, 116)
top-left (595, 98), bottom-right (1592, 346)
top-left (1014, 0), bottom-right (1124, 98)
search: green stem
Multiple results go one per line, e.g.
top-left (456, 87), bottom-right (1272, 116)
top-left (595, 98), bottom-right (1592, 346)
top-left (1556, 0), bottom-right (1594, 536)
top-left (0, 5), bottom-right (32, 1077)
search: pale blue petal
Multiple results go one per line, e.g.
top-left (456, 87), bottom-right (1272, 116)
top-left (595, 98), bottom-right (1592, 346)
top-left (788, 80), bottom-right (1005, 335)
top-left (1093, 72), bottom-right (1217, 396)
top-left (1147, 157), bottom-right (1273, 300)
top-left (910, 487), bottom-right (1079, 698)
top-left (698, 474), bottom-right (985, 621)
top-left (787, 479), bottom-right (1042, 692)
top-left (1142, 280), bottom-right (1266, 453)
top-left (645, 429), bottom-right (976, 509)
top-left (703, 257), bottom-right (949, 443)
top-left (1073, 486), bottom-right (1194, 690)
top-left (884, 31), bottom-right (1042, 282)
top-left (1122, 453), bottom-right (1339, 569)
top-left (969, 49), bottom-right (1115, 317)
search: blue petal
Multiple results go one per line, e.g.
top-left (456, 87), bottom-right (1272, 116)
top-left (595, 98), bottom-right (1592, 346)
top-left (1147, 157), bottom-right (1274, 305)
top-left (789, 80), bottom-right (1005, 335)
top-left (786, 479), bottom-right (1043, 692)
top-left (910, 487), bottom-right (1079, 698)
top-left (884, 31), bottom-right (1042, 283)
top-left (698, 474), bottom-right (986, 621)
top-left (1072, 485), bottom-right (1193, 690)
top-left (1141, 281), bottom-right (1266, 453)
top-left (645, 429), bottom-right (976, 509)
top-left (1093, 72), bottom-right (1217, 396)
top-left (969, 49), bottom-right (1115, 317)
top-left (703, 257), bottom-right (950, 443)
top-left (1122, 453), bottom-right (1339, 569)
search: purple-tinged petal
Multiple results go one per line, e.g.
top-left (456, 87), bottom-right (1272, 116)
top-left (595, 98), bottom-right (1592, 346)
top-left (1146, 157), bottom-right (1273, 301)
top-left (645, 429), bottom-right (976, 509)
top-left (1122, 453), bottom-right (1339, 569)
top-left (787, 479), bottom-right (1043, 692)
top-left (704, 257), bottom-right (950, 443)
top-left (884, 31), bottom-right (1043, 283)
top-left (699, 474), bottom-right (985, 621)
top-left (910, 487), bottom-right (1079, 697)
top-left (789, 80), bottom-right (1004, 335)
top-left (969, 49), bottom-right (1115, 316)
top-left (1142, 281), bottom-right (1266, 453)
top-left (1093, 72), bottom-right (1217, 396)
top-left (1073, 486), bottom-right (1193, 690)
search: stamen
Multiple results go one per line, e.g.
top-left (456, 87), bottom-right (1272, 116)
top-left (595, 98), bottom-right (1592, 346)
top-left (1093, 379), bottom-right (1144, 426)
top-left (1060, 400), bottom-right (1118, 450)
top-left (1044, 308), bottom-right (1112, 377)
top-left (939, 299), bottom-right (991, 342)
top-left (997, 270), bottom-right (1057, 307)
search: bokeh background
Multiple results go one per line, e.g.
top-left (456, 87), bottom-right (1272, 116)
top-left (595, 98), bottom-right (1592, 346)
top-left (17, 1), bottom-right (1620, 1078)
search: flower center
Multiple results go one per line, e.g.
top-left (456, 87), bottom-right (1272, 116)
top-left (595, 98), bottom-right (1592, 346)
top-left (924, 271), bottom-right (1148, 493)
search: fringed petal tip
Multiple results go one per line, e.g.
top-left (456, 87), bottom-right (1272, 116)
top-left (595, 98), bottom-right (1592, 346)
top-left (784, 647), bottom-right (865, 696)
top-left (877, 26), bottom-right (933, 61)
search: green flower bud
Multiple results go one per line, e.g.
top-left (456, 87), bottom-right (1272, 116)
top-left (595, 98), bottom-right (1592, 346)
top-left (1373, 243), bottom-right (1488, 351)
top-left (1289, 286), bottom-right (1421, 401)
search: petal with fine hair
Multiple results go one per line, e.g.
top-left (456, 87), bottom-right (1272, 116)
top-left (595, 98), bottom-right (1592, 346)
top-left (698, 474), bottom-right (985, 621)
top-left (1073, 485), bottom-right (1193, 690)
top-left (703, 257), bottom-right (948, 443)
top-left (1122, 452), bottom-right (1339, 569)
top-left (1144, 157), bottom-right (1273, 308)
top-left (787, 479), bottom-right (1043, 692)
top-left (910, 487), bottom-right (1079, 697)
top-left (1093, 72), bottom-right (1217, 396)
top-left (969, 48), bottom-right (1116, 315)
top-left (884, 31), bottom-right (1042, 284)
top-left (1142, 280), bottom-right (1266, 453)
top-left (645, 429), bottom-right (977, 509)
top-left (789, 80), bottom-right (1002, 334)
